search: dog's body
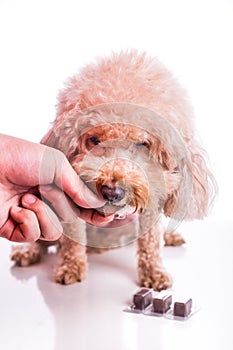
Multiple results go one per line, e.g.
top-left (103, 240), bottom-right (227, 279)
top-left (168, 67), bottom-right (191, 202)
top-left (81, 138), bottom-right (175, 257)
top-left (11, 51), bottom-right (216, 290)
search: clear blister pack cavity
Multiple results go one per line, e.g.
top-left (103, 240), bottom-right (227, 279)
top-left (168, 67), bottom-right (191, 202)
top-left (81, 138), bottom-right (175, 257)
top-left (164, 298), bottom-right (201, 321)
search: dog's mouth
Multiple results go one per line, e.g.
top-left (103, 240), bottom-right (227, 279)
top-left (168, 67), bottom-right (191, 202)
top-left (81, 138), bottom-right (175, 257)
top-left (79, 173), bottom-right (147, 220)
top-left (79, 177), bottom-right (140, 219)
top-left (96, 203), bottom-right (135, 220)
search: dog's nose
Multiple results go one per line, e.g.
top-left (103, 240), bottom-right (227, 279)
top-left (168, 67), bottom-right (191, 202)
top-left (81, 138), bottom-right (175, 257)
top-left (101, 185), bottom-right (125, 203)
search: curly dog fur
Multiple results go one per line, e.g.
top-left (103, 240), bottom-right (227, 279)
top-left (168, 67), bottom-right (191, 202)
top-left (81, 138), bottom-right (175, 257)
top-left (11, 51), bottom-right (216, 290)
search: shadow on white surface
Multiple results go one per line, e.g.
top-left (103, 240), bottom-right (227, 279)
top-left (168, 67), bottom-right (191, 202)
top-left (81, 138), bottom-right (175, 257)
top-left (0, 219), bottom-right (233, 350)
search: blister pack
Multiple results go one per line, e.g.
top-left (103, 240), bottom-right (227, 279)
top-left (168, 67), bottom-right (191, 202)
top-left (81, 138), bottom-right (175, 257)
top-left (124, 288), bottom-right (200, 321)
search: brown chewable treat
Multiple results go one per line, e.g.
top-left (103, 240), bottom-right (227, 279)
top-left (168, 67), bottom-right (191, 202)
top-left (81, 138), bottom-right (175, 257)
top-left (97, 204), bottom-right (119, 217)
top-left (174, 298), bottom-right (193, 317)
top-left (133, 288), bottom-right (152, 310)
top-left (153, 294), bottom-right (172, 313)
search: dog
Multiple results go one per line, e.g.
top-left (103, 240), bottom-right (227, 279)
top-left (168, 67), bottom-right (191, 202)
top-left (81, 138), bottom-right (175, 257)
top-left (11, 51), bottom-right (216, 291)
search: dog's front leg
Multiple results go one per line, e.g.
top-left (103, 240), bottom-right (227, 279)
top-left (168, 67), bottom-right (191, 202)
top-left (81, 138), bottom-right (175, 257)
top-left (137, 212), bottom-right (172, 291)
top-left (55, 219), bottom-right (87, 285)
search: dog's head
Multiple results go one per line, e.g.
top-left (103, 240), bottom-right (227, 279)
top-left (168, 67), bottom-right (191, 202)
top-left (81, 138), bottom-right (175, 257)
top-left (42, 105), bottom-right (175, 218)
top-left (42, 51), bottom-right (217, 229)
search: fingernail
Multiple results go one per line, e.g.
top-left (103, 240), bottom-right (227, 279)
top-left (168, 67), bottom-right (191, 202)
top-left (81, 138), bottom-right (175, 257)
top-left (12, 206), bottom-right (23, 213)
top-left (23, 194), bottom-right (37, 204)
top-left (40, 185), bottom-right (53, 192)
top-left (79, 180), bottom-right (105, 207)
top-left (85, 195), bottom-right (106, 208)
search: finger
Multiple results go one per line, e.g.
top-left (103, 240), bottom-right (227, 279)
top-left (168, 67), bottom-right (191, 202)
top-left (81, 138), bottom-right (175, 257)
top-left (39, 184), bottom-right (79, 222)
top-left (53, 153), bottom-right (105, 208)
top-left (21, 194), bottom-right (63, 241)
top-left (0, 207), bottom-right (41, 242)
top-left (40, 183), bottom-right (114, 226)
top-left (78, 208), bottom-right (115, 227)
top-left (78, 210), bottom-right (138, 228)
top-left (100, 213), bottom-right (138, 228)
top-left (40, 184), bottom-right (115, 227)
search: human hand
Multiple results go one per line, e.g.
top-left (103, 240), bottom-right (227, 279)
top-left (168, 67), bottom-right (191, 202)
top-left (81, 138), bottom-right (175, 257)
top-left (0, 134), bottom-right (113, 242)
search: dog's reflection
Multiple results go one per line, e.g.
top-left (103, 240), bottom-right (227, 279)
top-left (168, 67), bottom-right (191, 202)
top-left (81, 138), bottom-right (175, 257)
top-left (10, 243), bottom-right (139, 350)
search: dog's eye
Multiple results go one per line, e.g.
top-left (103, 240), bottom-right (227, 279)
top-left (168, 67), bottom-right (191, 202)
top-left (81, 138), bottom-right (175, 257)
top-left (88, 136), bottom-right (101, 145)
top-left (135, 141), bottom-right (149, 148)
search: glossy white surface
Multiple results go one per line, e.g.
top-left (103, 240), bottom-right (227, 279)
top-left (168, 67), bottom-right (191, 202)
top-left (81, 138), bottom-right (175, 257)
top-left (0, 0), bottom-right (232, 349)
top-left (0, 219), bottom-right (232, 350)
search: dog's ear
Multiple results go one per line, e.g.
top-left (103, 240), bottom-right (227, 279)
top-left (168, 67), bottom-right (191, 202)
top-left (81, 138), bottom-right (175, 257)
top-left (40, 128), bottom-right (59, 148)
top-left (163, 139), bottom-right (217, 221)
top-left (40, 123), bottom-right (79, 161)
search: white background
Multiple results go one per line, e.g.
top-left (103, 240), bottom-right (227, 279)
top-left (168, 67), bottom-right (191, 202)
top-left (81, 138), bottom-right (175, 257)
top-left (0, 0), bottom-right (232, 221)
top-left (0, 1), bottom-right (233, 350)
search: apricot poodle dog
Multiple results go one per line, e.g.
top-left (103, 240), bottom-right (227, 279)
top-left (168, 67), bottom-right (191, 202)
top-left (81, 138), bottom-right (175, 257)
top-left (11, 51), bottom-right (216, 291)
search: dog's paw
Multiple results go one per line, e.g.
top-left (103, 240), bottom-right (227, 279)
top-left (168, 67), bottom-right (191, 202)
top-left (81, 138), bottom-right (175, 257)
top-left (151, 269), bottom-right (173, 291)
top-left (139, 268), bottom-right (173, 291)
top-left (11, 243), bottom-right (41, 266)
top-left (55, 261), bottom-right (86, 285)
top-left (163, 231), bottom-right (185, 247)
